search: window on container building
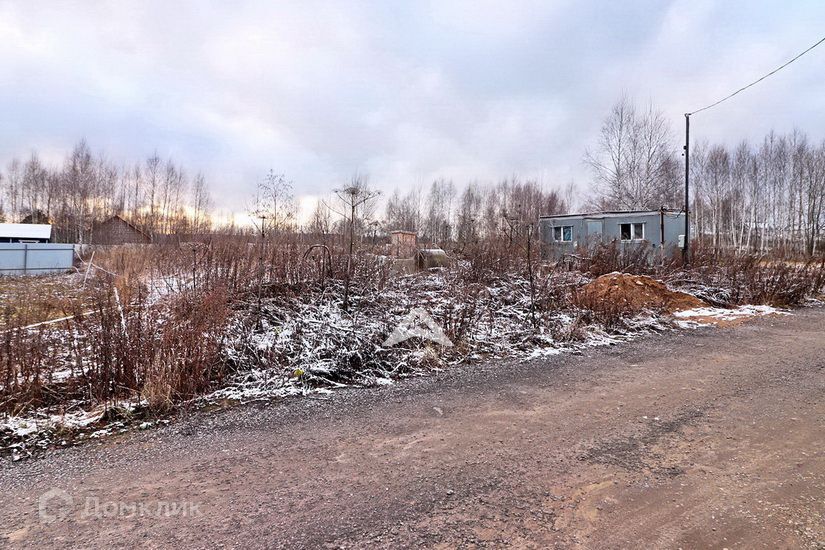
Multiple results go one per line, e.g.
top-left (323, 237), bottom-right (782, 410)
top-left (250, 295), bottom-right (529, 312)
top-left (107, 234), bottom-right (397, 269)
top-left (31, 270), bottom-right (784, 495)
top-left (620, 222), bottom-right (644, 241)
top-left (553, 225), bottom-right (573, 242)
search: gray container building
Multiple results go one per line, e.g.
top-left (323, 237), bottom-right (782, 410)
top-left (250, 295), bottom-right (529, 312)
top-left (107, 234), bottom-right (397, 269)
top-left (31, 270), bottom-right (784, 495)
top-left (539, 210), bottom-right (685, 259)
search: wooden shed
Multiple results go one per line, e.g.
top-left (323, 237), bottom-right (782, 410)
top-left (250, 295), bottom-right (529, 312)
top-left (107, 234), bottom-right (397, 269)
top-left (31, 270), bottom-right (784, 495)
top-left (390, 230), bottom-right (417, 258)
top-left (92, 215), bottom-right (152, 245)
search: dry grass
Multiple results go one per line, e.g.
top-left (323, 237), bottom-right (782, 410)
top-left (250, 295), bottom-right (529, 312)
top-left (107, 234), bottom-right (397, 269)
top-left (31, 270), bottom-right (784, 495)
top-left (561, 241), bottom-right (825, 308)
top-left (2, 238), bottom-right (824, 421)
top-left (670, 247), bottom-right (825, 307)
top-left (0, 275), bottom-right (93, 330)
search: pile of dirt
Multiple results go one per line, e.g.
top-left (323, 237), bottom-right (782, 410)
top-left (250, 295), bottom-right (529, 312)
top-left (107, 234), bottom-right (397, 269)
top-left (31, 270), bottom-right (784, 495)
top-left (578, 273), bottom-right (706, 314)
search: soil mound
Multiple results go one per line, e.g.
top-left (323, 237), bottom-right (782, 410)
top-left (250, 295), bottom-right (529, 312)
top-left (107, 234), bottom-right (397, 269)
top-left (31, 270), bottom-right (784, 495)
top-left (578, 273), bottom-right (706, 314)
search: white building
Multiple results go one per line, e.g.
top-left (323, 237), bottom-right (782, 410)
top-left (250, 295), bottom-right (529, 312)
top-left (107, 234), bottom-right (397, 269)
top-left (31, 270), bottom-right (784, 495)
top-left (0, 223), bottom-right (52, 243)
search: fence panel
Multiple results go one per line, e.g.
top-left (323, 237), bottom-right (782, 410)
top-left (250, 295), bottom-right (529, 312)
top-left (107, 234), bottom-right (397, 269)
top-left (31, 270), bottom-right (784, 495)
top-left (0, 244), bottom-right (76, 275)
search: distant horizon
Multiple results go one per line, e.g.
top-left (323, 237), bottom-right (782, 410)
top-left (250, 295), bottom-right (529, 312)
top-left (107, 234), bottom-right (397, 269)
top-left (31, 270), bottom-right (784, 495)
top-left (2, 1), bottom-right (825, 223)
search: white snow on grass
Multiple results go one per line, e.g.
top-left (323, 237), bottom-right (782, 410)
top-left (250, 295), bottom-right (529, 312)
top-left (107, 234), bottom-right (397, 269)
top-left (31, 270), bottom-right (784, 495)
top-left (2, 267), bottom-right (808, 458)
top-left (1, 400), bottom-right (149, 438)
top-left (1, 417), bottom-right (41, 438)
top-left (672, 304), bottom-right (789, 328)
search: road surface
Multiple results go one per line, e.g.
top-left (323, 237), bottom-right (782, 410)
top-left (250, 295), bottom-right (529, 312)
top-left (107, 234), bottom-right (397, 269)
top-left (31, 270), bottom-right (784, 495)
top-left (2, 307), bottom-right (824, 548)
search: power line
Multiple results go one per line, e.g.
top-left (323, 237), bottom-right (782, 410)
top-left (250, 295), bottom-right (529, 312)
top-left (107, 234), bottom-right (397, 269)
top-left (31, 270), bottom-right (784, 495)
top-left (688, 35), bottom-right (825, 116)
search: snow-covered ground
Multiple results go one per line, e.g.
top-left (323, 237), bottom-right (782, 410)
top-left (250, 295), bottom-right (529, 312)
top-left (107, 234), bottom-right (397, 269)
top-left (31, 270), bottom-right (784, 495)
top-left (0, 270), bottom-right (801, 460)
top-left (672, 304), bottom-right (788, 328)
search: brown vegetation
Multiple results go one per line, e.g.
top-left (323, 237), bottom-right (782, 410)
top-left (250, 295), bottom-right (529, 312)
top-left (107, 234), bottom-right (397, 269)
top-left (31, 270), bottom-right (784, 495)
top-left (1, 231), bottom-right (824, 460)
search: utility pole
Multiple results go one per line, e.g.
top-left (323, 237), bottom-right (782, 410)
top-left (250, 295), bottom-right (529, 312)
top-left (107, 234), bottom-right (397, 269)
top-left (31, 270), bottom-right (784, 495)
top-left (683, 113), bottom-right (690, 264)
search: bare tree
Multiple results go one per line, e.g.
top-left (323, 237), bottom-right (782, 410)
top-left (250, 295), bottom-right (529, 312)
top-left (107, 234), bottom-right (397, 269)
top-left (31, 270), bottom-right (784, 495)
top-left (586, 97), bottom-right (682, 210)
top-left (0, 172), bottom-right (5, 223)
top-left (145, 153), bottom-right (161, 235)
top-left (424, 178), bottom-right (455, 245)
top-left (307, 199), bottom-right (332, 237)
top-left (5, 159), bottom-right (22, 221)
top-left (384, 187), bottom-right (421, 232)
top-left (191, 173), bottom-right (213, 234)
top-left (249, 170), bottom-right (295, 238)
top-left (455, 183), bottom-right (482, 247)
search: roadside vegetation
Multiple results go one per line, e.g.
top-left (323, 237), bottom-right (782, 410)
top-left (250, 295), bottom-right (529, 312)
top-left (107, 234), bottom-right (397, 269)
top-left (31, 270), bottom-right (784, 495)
top-left (1, 233), bottom-right (824, 460)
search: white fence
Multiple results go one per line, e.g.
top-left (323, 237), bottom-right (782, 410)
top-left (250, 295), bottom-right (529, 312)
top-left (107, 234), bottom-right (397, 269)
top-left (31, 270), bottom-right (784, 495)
top-left (0, 243), bottom-right (76, 275)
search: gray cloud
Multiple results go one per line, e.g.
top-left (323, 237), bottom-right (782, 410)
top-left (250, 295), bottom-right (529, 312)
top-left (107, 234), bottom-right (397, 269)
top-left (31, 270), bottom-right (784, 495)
top-left (1, 0), bottom-right (824, 217)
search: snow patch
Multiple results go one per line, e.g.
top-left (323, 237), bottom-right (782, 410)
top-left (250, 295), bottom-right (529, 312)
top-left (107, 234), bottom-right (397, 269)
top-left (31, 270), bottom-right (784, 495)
top-left (673, 304), bottom-right (788, 327)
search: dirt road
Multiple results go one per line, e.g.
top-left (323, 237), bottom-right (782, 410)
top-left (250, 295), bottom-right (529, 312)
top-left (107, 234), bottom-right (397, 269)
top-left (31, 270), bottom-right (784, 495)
top-left (2, 308), bottom-right (824, 549)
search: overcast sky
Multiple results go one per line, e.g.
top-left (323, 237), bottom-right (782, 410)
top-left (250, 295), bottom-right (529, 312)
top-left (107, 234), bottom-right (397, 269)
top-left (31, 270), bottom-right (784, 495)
top-left (1, 0), bottom-right (824, 219)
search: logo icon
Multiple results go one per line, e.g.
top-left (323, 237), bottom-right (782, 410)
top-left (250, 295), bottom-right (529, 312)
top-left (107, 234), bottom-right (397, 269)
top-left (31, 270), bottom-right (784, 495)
top-left (38, 488), bottom-right (74, 523)
top-left (383, 308), bottom-right (453, 347)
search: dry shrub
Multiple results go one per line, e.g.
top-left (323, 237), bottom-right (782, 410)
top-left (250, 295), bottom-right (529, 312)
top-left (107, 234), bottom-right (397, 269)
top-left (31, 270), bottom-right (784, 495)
top-left (574, 241), bottom-right (657, 277)
top-left (6, 232), bottom-right (823, 421)
top-left (133, 286), bottom-right (231, 411)
top-left (571, 288), bottom-right (635, 330)
top-left (566, 240), bottom-right (825, 308)
top-left (718, 257), bottom-right (824, 307)
top-left (352, 253), bottom-right (394, 293)
top-left (442, 284), bottom-right (485, 343)
top-left (88, 245), bottom-right (160, 282)
top-left (0, 323), bottom-right (63, 414)
top-left (550, 312), bottom-right (593, 342)
top-left (89, 240), bottom-right (317, 297)
top-left (458, 237), bottom-right (522, 283)
top-left (64, 279), bottom-right (231, 413)
top-left (533, 271), bottom-right (582, 311)
top-left (0, 281), bottom-right (84, 414)
top-left (669, 249), bottom-right (825, 307)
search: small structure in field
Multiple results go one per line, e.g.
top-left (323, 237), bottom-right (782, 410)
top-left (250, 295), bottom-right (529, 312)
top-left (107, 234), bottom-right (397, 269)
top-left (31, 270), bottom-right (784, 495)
top-left (417, 248), bottom-right (450, 269)
top-left (387, 229), bottom-right (451, 272)
top-left (92, 215), bottom-right (152, 245)
top-left (390, 230), bottom-right (417, 258)
top-left (539, 209), bottom-right (686, 259)
top-left (0, 223), bottom-right (52, 243)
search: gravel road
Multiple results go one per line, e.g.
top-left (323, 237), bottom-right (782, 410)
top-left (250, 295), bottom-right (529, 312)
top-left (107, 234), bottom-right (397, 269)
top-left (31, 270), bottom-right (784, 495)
top-left (2, 308), bottom-right (824, 549)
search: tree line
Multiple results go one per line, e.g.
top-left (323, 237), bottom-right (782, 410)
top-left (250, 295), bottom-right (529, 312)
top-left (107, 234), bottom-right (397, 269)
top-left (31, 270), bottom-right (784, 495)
top-left (0, 140), bottom-right (212, 242)
top-left (690, 131), bottom-right (825, 255)
top-left (292, 176), bottom-right (572, 248)
top-left (4, 98), bottom-right (824, 256)
top-left (0, 140), bottom-right (570, 249)
top-left (377, 178), bottom-right (571, 247)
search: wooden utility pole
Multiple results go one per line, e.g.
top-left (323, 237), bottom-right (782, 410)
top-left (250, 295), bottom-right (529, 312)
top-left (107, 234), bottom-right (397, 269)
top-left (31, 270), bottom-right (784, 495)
top-left (683, 113), bottom-right (690, 264)
top-left (659, 206), bottom-right (666, 266)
